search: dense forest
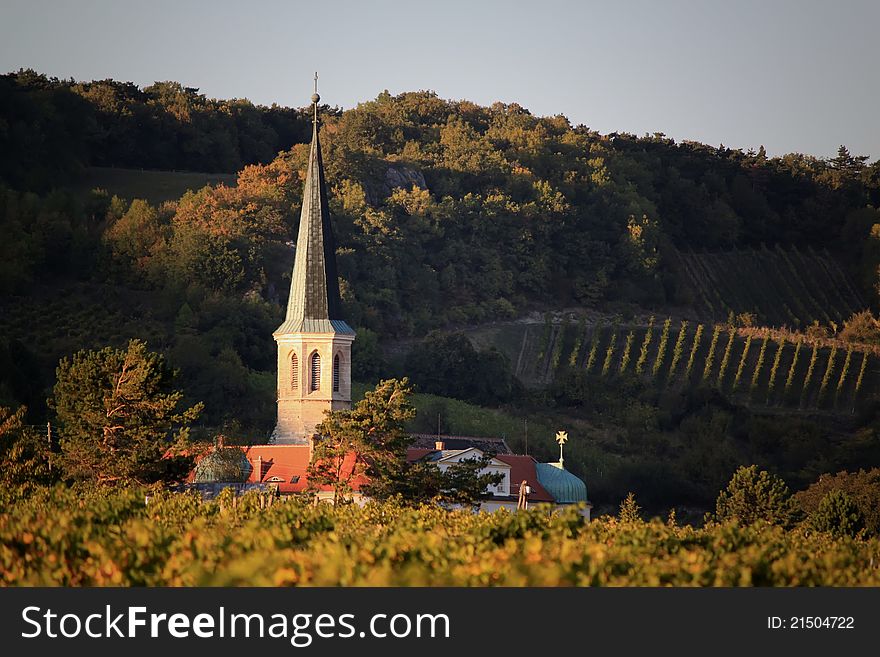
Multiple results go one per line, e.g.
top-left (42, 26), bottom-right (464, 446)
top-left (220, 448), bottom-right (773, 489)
top-left (3, 69), bottom-right (880, 514)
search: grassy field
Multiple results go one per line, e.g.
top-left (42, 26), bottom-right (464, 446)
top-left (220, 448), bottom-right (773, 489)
top-left (71, 166), bottom-right (237, 205)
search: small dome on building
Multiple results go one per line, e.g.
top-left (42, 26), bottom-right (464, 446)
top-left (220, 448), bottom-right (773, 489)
top-left (535, 462), bottom-right (588, 504)
top-left (193, 448), bottom-right (252, 483)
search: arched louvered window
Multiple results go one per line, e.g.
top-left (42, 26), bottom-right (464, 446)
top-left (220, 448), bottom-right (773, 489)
top-left (290, 353), bottom-right (299, 390)
top-left (333, 354), bottom-right (340, 392)
top-left (310, 352), bottom-right (321, 392)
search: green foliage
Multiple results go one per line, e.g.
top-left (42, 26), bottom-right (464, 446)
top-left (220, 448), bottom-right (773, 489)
top-left (795, 469), bottom-right (880, 536)
top-left (835, 346), bottom-right (853, 401)
top-left (766, 337), bottom-right (785, 400)
top-left (716, 328), bottom-right (736, 388)
top-left (818, 345), bottom-right (838, 402)
top-left (715, 465), bottom-right (798, 527)
top-left (601, 333), bottom-right (617, 376)
top-left (2, 486), bottom-right (879, 586)
top-left (802, 343), bottom-right (820, 401)
top-left (854, 351), bottom-right (869, 394)
top-left (809, 491), bottom-right (865, 538)
top-left (310, 378), bottom-right (416, 504)
top-left (49, 339), bottom-right (202, 484)
top-left (635, 316), bottom-right (654, 374)
top-left (568, 317), bottom-right (587, 368)
top-left (667, 321), bottom-right (688, 380)
top-left (653, 317), bottom-right (672, 377)
top-left (0, 406), bottom-right (55, 490)
top-left (685, 324), bottom-right (704, 378)
top-left (620, 330), bottom-right (635, 374)
top-left (351, 327), bottom-right (385, 382)
top-left (784, 339), bottom-right (802, 397)
top-left (702, 324), bottom-right (722, 382)
top-left (551, 316), bottom-right (569, 370)
top-left (733, 334), bottom-right (752, 391)
top-left (585, 325), bottom-right (601, 373)
top-left (749, 335), bottom-right (769, 396)
top-left (404, 332), bottom-right (516, 405)
top-left (536, 313), bottom-right (553, 363)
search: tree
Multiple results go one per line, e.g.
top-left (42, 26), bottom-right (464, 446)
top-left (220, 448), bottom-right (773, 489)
top-left (715, 465), bottom-right (798, 527)
top-left (307, 378), bottom-right (416, 504)
top-left (50, 339), bottom-right (202, 484)
top-left (367, 451), bottom-right (504, 508)
top-left (404, 331), bottom-right (517, 405)
top-left (308, 378), bottom-right (503, 506)
top-left (794, 468), bottom-right (880, 536)
top-left (618, 492), bottom-right (642, 522)
top-left (0, 405), bottom-right (55, 490)
top-left (809, 490), bottom-right (865, 538)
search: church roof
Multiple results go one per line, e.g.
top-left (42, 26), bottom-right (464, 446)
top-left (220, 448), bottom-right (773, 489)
top-left (275, 90), bottom-right (353, 337)
top-left (534, 461), bottom-right (589, 505)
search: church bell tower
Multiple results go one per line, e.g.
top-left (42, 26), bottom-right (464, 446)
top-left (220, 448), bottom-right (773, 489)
top-left (273, 81), bottom-right (355, 445)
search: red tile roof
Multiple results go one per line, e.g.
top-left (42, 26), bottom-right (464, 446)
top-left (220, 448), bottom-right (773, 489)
top-left (496, 454), bottom-right (555, 503)
top-left (188, 444), bottom-right (555, 503)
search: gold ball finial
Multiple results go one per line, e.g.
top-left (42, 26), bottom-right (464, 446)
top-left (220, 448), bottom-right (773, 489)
top-left (311, 92), bottom-right (320, 105)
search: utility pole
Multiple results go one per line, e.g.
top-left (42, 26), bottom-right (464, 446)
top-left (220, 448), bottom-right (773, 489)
top-left (524, 418), bottom-right (528, 455)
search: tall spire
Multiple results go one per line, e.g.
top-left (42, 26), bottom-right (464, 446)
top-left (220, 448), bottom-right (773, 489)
top-left (275, 78), bottom-right (352, 336)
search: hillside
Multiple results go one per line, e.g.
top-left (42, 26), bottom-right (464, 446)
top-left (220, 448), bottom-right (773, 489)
top-left (4, 72), bottom-right (880, 514)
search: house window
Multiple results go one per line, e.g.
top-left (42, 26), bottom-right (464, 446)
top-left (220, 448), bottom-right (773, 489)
top-left (267, 476), bottom-right (285, 483)
top-left (310, 352), bottom-right (321, 392)
top-left (290, 353), bottom-right (299, 390)
top-left (333, 354), bottom-right (340, 392)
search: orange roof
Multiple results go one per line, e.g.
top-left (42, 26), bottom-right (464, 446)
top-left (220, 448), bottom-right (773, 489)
top-left (242, 445), bottom-right (370, 494)
top-left (189, 444), bottom-right (555, 502)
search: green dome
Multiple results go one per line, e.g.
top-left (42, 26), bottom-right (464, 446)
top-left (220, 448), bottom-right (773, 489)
top-left (193, 449), bottom-right (251, 483)
top-left (535, 462), bottom-right (588, 504)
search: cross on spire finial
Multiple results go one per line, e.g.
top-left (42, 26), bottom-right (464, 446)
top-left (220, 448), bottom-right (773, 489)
top-left (555, 430), bottom-right (568, 466)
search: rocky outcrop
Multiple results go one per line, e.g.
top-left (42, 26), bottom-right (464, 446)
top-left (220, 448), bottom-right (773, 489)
top-left (364, 164), bottom-right (428, 205)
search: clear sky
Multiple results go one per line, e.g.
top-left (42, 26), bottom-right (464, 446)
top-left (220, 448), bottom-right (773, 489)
top-left (1, 0), bottom-right (877, 159)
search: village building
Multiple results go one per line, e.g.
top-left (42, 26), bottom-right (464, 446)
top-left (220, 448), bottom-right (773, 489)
top-left (188, 86), bottom-right (590, 517)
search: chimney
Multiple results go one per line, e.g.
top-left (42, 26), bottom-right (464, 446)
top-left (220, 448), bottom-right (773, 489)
top-left (255, 455), bottom-right (262, 483)
top-left (435, 440), bottom-right (445, 450)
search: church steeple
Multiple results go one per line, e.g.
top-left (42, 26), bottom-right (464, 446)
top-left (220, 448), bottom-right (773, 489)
top-left (272, 77), bottom-right (355, 445)
top-left (275, 76), bottom-right (352, 337)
